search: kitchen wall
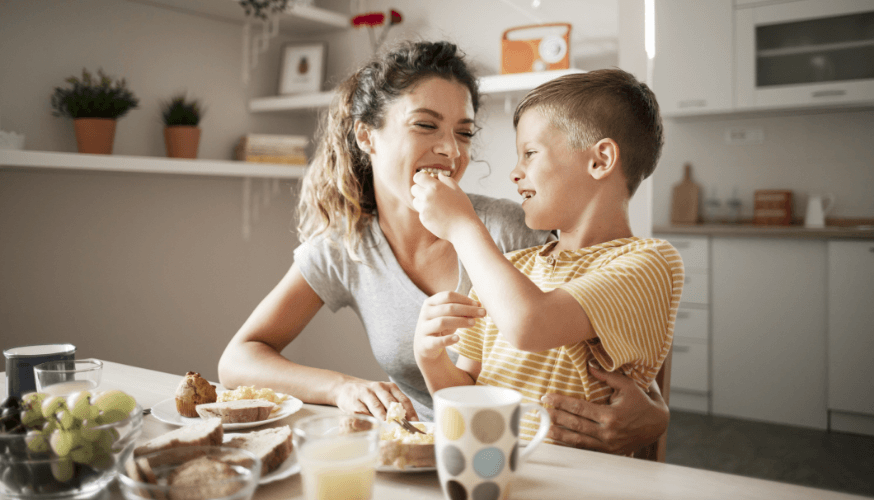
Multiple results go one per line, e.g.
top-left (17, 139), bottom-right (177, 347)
top-left (1, 0), bottom-right (632, 385)
top-left (653, 110), bottom-right (874, 225)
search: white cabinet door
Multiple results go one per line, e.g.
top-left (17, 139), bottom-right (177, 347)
top-left (827, 241), bottom-right (874, 416)
top-left (652, 0), bottom-right (734, 117)
top-left (711, 238), bottom-right (828, 429)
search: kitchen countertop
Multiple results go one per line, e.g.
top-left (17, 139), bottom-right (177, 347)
top-left (653, 223), bottom-right (874, 240)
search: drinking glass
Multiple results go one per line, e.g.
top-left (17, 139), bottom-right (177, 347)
top-left (292, 414), bottom-right (380, 500)
top-left (33, 358), bottom-right (103, 396)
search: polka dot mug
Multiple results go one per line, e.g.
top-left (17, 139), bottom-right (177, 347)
top-left (433, 386), bottom-right (550, 500)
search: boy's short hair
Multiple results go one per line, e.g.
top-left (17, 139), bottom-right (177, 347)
top-left (513, 69), bottom-right (664, 196)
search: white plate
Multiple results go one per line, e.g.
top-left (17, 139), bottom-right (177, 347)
top-left (150, 395), bottom-right (304, 430)
top-left (222, 433), bottom-right (300, 484)
top-left (376, 421), bottom-right (436, 473)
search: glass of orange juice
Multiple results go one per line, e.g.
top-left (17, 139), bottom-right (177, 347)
top-left (293, 414), bottom-right (381, 500)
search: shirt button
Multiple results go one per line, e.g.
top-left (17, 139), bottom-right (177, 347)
top-left (546, 256), bottom-right (556, 265)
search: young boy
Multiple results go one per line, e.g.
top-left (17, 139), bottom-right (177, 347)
top-left (410, 69), bottom-right (685, 446)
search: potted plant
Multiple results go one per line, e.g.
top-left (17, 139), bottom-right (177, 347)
top-left (51, 68), bottom-right (139, 155)
top-left (160, 93), bottom-right (204, 159)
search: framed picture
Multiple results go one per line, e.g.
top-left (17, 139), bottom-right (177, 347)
top-left (279, 42), bottom-right (327, 95)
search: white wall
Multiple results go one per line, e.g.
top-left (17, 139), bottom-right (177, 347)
top-left (1, 0), bottom-right (631, 384)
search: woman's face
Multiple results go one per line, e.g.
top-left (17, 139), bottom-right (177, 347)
top-left (357, 77), bottom-right (476, 213)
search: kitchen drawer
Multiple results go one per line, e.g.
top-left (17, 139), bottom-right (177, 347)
top-left (674, 307), bottom-right (708, 340)
top-left (671, 337), bottom-right (709, 393)
top-left (661, 235), bottom-right (709, 272)
top-left (681, 272), bottom-right (709, 305)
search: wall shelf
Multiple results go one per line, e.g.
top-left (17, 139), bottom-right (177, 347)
top-left (127, 0), bottom-right (348, 34)
top-left (247, 69), bottom-right (587, 113)
top-left (0, 150), bottom-right (307, 179)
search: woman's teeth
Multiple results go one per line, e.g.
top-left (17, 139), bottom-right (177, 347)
top-left (418, 167), bottom-right (449, 178)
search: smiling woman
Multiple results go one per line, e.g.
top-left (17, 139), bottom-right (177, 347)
top-left (218, 40), bottom-right (670, 457)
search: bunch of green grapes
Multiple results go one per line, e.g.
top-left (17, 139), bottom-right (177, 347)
top-left (1, 389), bottom-right (136, 491)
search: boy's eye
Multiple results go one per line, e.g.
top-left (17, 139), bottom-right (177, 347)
top-left (524, 150), bottom-right (536, 158)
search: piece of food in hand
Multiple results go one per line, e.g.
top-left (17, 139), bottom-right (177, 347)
top-left (167, 456), bottom-right (243, 500)
top-left (223, 425), bottom-right (292, 476)
top-left (378, 402), bottom-right (435, 469)
top-left (194, 400), bottom-right (275, 424)
top-left (175, 372), bottom-right (217, 418)
top-left (133, 418), bottom-right (223, 466)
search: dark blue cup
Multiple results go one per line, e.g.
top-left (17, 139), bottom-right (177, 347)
top-left (3, 344), bottom-right (76, 399)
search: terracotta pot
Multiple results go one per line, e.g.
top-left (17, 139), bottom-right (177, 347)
top-left (164, 126), bottom-right (201, 159)
top-left (73, 118), bottom-right (116, 155)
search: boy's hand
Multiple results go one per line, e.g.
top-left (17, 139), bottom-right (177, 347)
top-left (411, 171), bottom-right (478, 242)
top-left (414, 291), bottom-right (486, 361)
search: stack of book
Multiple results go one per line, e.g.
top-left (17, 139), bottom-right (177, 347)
top-left (236, 134), bottom-right (309, 165)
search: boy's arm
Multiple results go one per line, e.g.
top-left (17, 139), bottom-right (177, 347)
top-left (412, 172), bottom-right (596, 352)
top-left (414, 291), bottom-right (482, 394)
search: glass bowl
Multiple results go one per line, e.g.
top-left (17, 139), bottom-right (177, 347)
top-left (117, 446), bottom-right (261, 500)
top-left (0, 402), bottom-right (143, 499)
top-left (34, 359), bottom-right (103, 396)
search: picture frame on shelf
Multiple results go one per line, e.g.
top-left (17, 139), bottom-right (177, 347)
top-left (279, 42), bottom-right (327, 95)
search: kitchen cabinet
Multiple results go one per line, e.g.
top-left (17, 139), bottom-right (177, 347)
top-left (711, 238), bottom-right (828, 429)
top-left (652, 0), bottom-right (734, 117)
top-left (656, 234), bottom-right (711, 413)
top-left (735, 0), bottom-right (874, 111)
top-left (827, 241), bottom-right (874, 436)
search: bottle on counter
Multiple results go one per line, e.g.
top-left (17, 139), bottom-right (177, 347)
top-left (703, 187), bottom-right (722, 223)
top-left (726, 188), bottom-right (742, 223)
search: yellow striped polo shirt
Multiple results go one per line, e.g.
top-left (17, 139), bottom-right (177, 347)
top-left (450, 237), bottom-right (685, 445)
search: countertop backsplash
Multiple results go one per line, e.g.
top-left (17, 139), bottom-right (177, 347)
top-left (652, 109), bottom-right (874, 229)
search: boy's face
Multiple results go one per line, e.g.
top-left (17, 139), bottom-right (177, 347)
top-left (511, 108), bottom-right (594, 231)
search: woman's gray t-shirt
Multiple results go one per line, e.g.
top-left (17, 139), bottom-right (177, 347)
top-left (293, 193), bottom-right (550, 421)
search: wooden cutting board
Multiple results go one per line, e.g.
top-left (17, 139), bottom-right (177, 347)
top-left (671, 163), bottom-right (701, 224)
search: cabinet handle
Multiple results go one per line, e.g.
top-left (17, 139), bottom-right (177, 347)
top-left (674, 345), bottom-right (691, 353)
top-left (812, 89), bottom-right (846, 98)
top-left (678, 99), bottom-right (706, 108)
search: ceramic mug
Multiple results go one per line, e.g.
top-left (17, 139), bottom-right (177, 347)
top-left (434, 386), bottom-right (550, 500)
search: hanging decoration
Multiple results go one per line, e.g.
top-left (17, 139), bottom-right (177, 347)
top-left (351, 9), bottom-right (402, 54)
top-left (239, 0), bottom-right (316, 85)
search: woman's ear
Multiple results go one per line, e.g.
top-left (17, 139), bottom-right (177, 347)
top-left (354, 121), bottom-right (373, 154)
top-left (590, 138), bottom-right (619, 180)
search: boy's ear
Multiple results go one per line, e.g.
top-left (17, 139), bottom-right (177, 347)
top-left (589, 138), bottom-right (619, 181)
top-left (354, 121), bottom-right (373, 153)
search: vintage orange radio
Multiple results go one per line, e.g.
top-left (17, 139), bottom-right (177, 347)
top-left (501, 23), bottom-right (572, 74)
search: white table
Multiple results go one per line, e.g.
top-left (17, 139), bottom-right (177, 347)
top-left (3, 361), bottom-right (868, 499)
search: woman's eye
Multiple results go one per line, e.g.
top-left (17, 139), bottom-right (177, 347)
top-left (415, 123), bottom-right (437, 130)
top-left (457, 130), bottom-right (475, 139)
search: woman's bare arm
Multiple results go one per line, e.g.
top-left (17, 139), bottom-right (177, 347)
top-left (218, 263), bottom-right (419, 421)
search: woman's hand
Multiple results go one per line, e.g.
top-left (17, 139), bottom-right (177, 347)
top-left (414, 291), bottom-right (485, 361)
top-left (411, 171), bottom-right (478, 243)
top-left (334, 380), bottom-right (419, 422)
top-left (541, 362), bottom-right (670, 455)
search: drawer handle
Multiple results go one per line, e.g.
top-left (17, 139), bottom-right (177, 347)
top-left (674, 345), bottom-right (691, 353)
top-left (812, 89), bottom-right (846, 98)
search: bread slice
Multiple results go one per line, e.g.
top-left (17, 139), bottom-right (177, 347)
top-left (134, 418), bottom-right (223, 466)
top-left (223, 426), bottom-right (293, 476)
top-left (194, 400), bottom-right (275, 424)
top-left (167, 456), bottom-right (242, 500)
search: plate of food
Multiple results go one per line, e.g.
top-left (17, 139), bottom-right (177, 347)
top-left (150, 372), bottom-right (303, 430)
top-left (376, 403), bottom-right (436, 473)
